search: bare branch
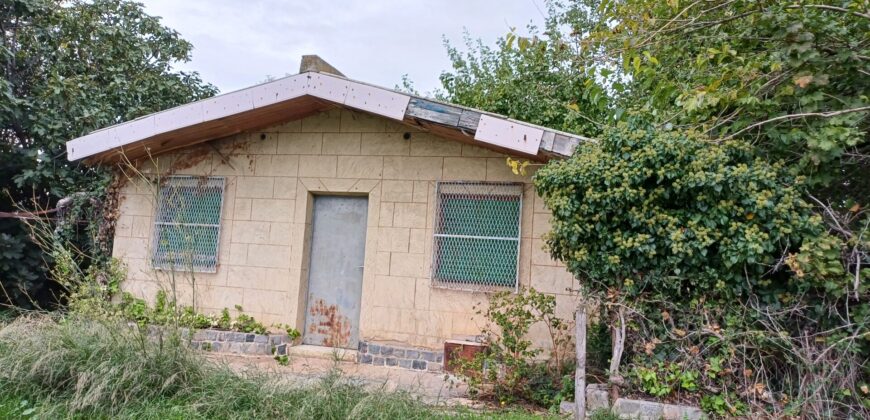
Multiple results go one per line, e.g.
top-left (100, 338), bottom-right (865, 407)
top-left (807, 194), bottom-right (852, 238)
top-left (722, 106), bottom-right (870, 140)
top-left (785, 4), bottom-right (870, 21)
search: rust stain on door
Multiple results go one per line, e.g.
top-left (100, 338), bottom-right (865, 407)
top-left (307, 298), bottom-right (352, 348)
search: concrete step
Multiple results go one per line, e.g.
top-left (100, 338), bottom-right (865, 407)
top-left (287, 344), bottom-right (358, 362)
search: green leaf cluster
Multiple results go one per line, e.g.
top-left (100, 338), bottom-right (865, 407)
top-left (452, 288), bottom-right (574, 410)
top-left (534, 121), bottom-right (869, 413)
top-left (117, 291), bottom-right (268, 335)
top-left (440, 0), bottom-right (869, 414)
top-left (535, 122), bottom-right (820, 300)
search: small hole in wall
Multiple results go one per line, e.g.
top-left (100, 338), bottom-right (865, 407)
top-left (260, 133), bottom-right (266, 140)
top-left (403, 132), bottom-right (412, 140)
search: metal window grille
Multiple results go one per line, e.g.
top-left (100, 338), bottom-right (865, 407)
top-left (151, 176), bottom-right (225, 273)
top-left (431, 181), bottom-right (523, 292)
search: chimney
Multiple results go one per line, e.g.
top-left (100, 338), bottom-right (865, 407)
top-left (299, 55), bottom-right (345, 77)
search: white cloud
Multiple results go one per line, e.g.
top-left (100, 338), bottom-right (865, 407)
top-left (140, 0), bottom-right (545, 95)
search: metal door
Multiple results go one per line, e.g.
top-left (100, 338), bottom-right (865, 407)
top-left (303, 195), bottom-right (368, 348)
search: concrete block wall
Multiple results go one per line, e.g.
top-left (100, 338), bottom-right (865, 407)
top-left (112, 108), bottom-right (582, 350)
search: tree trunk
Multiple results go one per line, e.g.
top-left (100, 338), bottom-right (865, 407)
top-left (575, 305), bottom-right (587, 419)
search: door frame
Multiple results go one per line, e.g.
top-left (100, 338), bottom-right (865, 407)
top-left (290, 186), bottom-right (379, 349)
top-left (302, 194), bottom-right (369, 349)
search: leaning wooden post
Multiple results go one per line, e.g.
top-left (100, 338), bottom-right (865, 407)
top-left (575, 302), bottom-right (587, 419)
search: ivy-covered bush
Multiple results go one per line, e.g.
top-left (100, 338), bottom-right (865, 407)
top-left (536, 122), bottom-right (821, 295)
top-left (535, 122), bottom-right (867, 416)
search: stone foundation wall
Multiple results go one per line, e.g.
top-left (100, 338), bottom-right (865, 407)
top-left (357, 341), bottom-right (444, 372)
top-left (190, 329), bottom-right (293, 355)
top-left (146, 326), bottom-right (292, 356)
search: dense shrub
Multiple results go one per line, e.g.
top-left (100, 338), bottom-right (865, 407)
top-left (535, 122), bottom-right (868, 416)
top-left (536, 122), bottom-right (821, 292)
top-left (441, 1), bottom-right (869, 415)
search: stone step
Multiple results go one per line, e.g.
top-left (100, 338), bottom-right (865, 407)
top-left (287, 344), bottom-right (358, 362)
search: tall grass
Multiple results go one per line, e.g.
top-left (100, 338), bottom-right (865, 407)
top-left (0, 315), bottom-right (473, 419)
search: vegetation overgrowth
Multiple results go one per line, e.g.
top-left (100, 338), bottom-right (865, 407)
top-left (451, 289), bottom-right (577, 411)
top-left (0, 314), bottom-right (552, 419)
top-left (442, 1), bottom-right (869, 417)
top-left (2, 0), bottom-right (867, 417)
top-left (1, 0), bottom-right (217, 308)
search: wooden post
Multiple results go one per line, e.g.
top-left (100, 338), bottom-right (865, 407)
top-left (575, 304), bottom-right (587, 419)
top-left (608, 306), bottom-right (626, 403)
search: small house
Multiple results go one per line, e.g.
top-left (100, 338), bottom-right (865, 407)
top-left (66, 56), bottom-right (586, 362)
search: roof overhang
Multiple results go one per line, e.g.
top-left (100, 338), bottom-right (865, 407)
top-left (66, 71), bottom-right (588, 164)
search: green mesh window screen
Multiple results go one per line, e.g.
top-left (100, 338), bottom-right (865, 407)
top-left (431, 181), bottom-right (523, 291)
top-left (151, 176), bottom-right (225, 273)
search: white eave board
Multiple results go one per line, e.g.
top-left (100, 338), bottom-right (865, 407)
top-left (250, 73), bottom-right (307, 108)
top-left (342, 79), bottom-right (410, 120)
top-left (474, 115), bottom-right (544, 155)
top-left (202, 89), bottom-right (254, 120)
top-left (153, 102), bottom-right (204, 133)
top-left (66, 127), bottom-right (118, 160)
top-left (65, 70), bottom-right (571, 162)
top-left (306, 73), bottom-right (410, 121)
top-left (111, 116), bottom-right (157, 150)
top-left (305, 72), bottom-right (350, 104)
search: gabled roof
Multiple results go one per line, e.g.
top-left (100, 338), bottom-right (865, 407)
top-left (66, 57), bottom-right (587, 163)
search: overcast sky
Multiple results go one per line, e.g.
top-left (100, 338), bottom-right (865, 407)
top-left (141, 0), bottom-right (547, 96)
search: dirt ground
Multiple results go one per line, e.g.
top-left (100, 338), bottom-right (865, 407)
top-left (208, 350), bottom-right (473, 406)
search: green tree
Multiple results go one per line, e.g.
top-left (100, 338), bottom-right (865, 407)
top-left (577, 0), bottom-right (870, 198)
top-left (439, 21), bottom-right (612, 139)
top-left (535, 122), bottom-right (821, 296)
top-left (443, 1), bottom-right (869, 197)
top-left (1, 0), bottom-right (217, 307)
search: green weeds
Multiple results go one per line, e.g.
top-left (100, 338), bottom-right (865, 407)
top-left (0, 314), bottom-right (550, 419)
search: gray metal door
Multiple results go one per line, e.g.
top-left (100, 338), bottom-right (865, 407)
top-left (303, 195), bottom-right (368, 349)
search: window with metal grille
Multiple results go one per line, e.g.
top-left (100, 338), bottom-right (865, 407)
top-left (151, 176), bottom-right (225, 273)
top-left (431, 181), bottom-right (523, 291)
